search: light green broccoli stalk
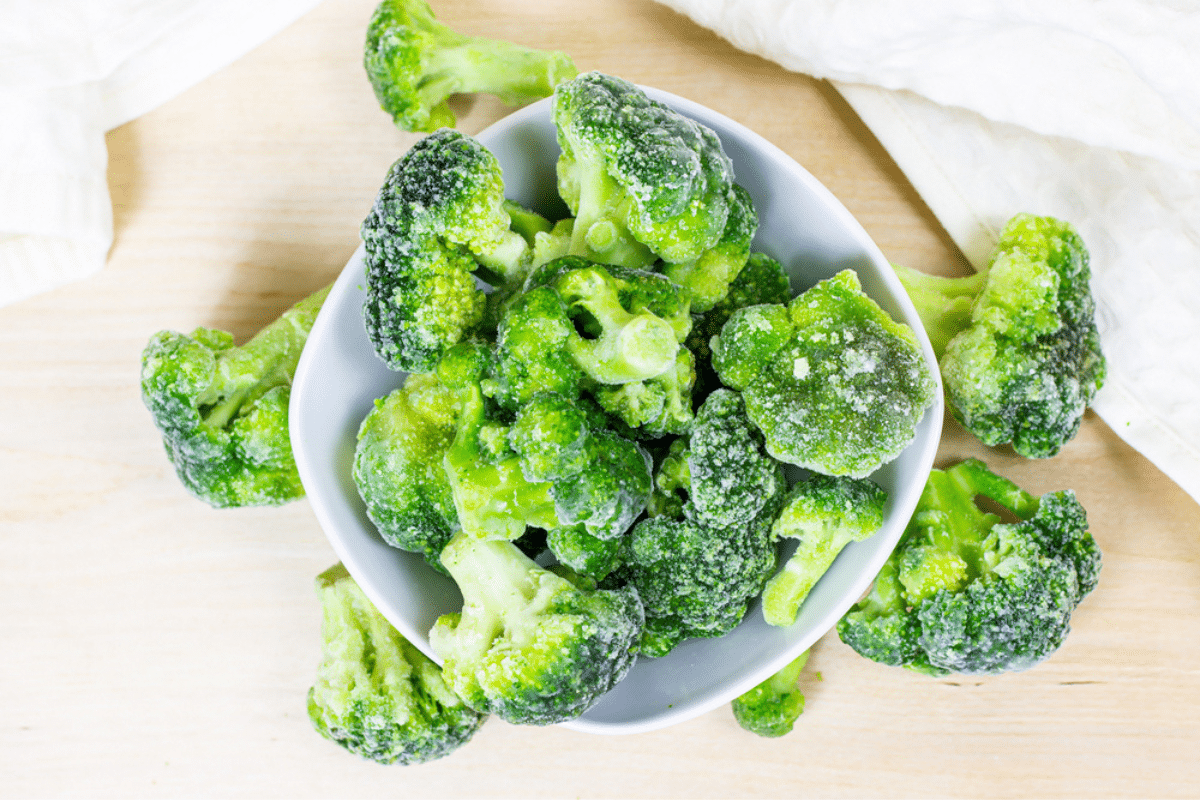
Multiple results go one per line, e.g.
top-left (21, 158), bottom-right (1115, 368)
top-left (761, 474), bottom-right (888, 627)
top-left (429, 534), bottom-right (644, 725)
top-left (712, 268), bottom-right (937, 478)
top-left (364, 0), bottom-right (576, 133)
top-left (553, 72), bottom-right (736, 269)
top-left (139, 284), bottom-right (330, 508)
top-left (837, 458), bottom-right (1102, 676)
top-left (352, 372), bottom-right (462, 574)
top-left (307, 564), bottom-right (485, 765)
top-left (361, 129), bottom-right (535, 374)
top-left (893, 213), bottom-right (1106, 458)
top-left (731, 650), bottom-right (809, 738)
top-left (661, 183), bottom-right (758, 313)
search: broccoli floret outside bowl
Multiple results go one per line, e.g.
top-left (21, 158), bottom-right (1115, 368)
top-left (289, 81), bottom-right (943, 734)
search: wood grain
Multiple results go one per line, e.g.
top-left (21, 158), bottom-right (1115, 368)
top-left (2, 0), bottom-right (1198, 796)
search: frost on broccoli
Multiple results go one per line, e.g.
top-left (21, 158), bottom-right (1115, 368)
top-left (837, 458), bottom-right (1102, 676)
top-left (712, 268), bottom-right (937, 478)
top-left (364, 0), bottom-right (576, 133)
top-left (429, 534), bottom-right (643, 725)
top-left (761, 474), bottom-right (887, 627)
top-left (619, 390), bottom-right (785, 657)
top-left (361, 129), bottom-right (535, 373)
top-left (553, 71), bottom-right (735, 269)
top-left (307, 564), bottom-right (485, 765)
top-left (893, 213), bottom-right (1105, 458)
top-left (353, 373), bottom-right (461, 573)
top-left (140, 284), bottom-right (329, 508)
top-left (731, 650), bottom-right (809, 738)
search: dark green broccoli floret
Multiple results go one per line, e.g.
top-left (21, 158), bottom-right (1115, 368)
top-left (353, 373), bottom-right (461, 573)
top-left (686, 251), bottom-right (792, 399)
top-left (429, 533), bottom-right (643, 725)
top-left (761, 474), bottom-right (888, 627)
top-left (307, 564), bottom-right (485, 765)
top-left (139, 284), bottom-right (329, 508)
top-left (553, 71), bottom-right (735, 268)
top-left (893, 213), bottom-right (1106, 458)
top-left (364, 0), bottom-right (576, 133)
top-left (550, 428), bottom-right (653, 539)
top-left (712, 268), bottom-right (937, 478)
top-left (837, 458), bottom-right (1102, 676)
top-left (546, 523), bottom-right (625, 581)
top-left (620, 390), bottom-right (785, 656)
top-left (361, 129), bottom-right (534, 373)
top-left (731, 650), bottom-right (809, 738)
top-left (661, 183), bottom-right (758, 313)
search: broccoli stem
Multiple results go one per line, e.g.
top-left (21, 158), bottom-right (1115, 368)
top-left (945, 458), bottom-right (1040, 519)
top-left (892, 263), bottom-right (988, 358)
top-left (762, 525), bottom-right (864, 627)
top-left (567, 166), bottom-right (654, 268)
top-left (200, 283), bottom-right (331, 429)
top-left (765, 650), bottom-right (809, 695)
top-left (422, 36), bottom-right (576, 108)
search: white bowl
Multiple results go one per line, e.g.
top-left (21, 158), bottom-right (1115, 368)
top-left (290, 87), bottom-right (943, 735)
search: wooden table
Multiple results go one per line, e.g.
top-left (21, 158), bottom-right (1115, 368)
top-left (4, 0), bottom-right (1198, 796)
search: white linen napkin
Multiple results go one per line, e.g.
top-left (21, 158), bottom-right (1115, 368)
top-left (0, 0), bottom-right (324, 307)
top-left (656, 0), bottom-right (1200, 503)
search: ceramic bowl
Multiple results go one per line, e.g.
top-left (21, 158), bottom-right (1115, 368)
top-left (290, 86), bottom-right (943, 735)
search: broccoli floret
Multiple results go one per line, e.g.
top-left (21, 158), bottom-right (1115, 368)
top-left (139, 284), bottom-right (329, 508)
top-left (353, 373), bottom-right (461, 573)
top-left (364, 0), bottom-right (576, 133)
top-left (589, 347), bottom-right (696, 438)
top-left (546, 523), bottom-right (625, 581)
top-left (893, 213), bottom-right (1106, 458)
top-left (686, 251), bottom-right (792, 399)
top-left (361, 129), bottom-right (534, 373)
top-left (553, 72), bottom-right (735, 268)
top-left (619, 391), bottom-right (785, 656)
top-left (712, 268), bottom-right (937, 478)
top-left (761, 474), bottom-right (888, 627)
top-left (429, 533), bottom-right (643, 725)
top-left (730, 650), bottom-right (809, 738)
top-left (661, 183), bottom-right (758, 313)
top-left (837, 458), bottom-right (1102, 676)
top-left (307, 564), bottom-right (485, 765)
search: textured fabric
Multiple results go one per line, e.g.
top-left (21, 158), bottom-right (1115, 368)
top-left (657, 0), bottom-right (1200, 502)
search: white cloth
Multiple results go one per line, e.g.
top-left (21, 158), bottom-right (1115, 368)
top-left (0, 0), bottom-right (324, 306)
top-left (657, 0), bottom-right (1200, 504)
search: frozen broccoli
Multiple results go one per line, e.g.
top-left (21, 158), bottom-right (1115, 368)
top-left (361, 129), bottom-right (534, 373)
top-left (837, 458), bottom-right (1102, 675)
top-left (353, 373), bottom-right (461, 573)
top-left (619, 390), bottom-right (785, 656)
top-left (893, 213), bottom-right (1106, 458)
top-left (712, 268), bottom-right (937, 478)
top-left (364, 0), bottom-right (576, 133)
top-left (731, 650), bottom-right (809, 738)
top-left (139, 284), bottom-right (329, 508)
top-left (686, 250), bottom-right (792, 399)
top-left (307, 564), bottom-right (485, 765)
top-left (429, 533), bottom-right (643, 725)
top-left (661, 183), bottom-right (757, 313)
top-left (761, 474), bottom-right (888, 627)
top-left (589, 347), bottom-right (696, 438)
top-left (553, 71), bottom-right (735, 268)
top-left (546, 523), bottom-right (625, 581)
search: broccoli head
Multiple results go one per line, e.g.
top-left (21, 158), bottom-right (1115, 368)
top-left (661, 183), bottom-right (758, 313)
top-left (893, 213), bottom-right (1105, 458)
top-left (139, 284), bottom-right (329, 508)
top-left (620, 390), bottom-right (785, 656)
top-left (361, 129), bottom-right (534, 373)
top-left (730, 650), bottom-right (809, 738)
top-left (364, 0), bottom-right (576, 133)
top-left (760, 474), bottom-right (888, 627)
top-left (307, 564), bottom-right (485, 765)
top-left (546, 523), bottom-right (625, 581)
top-left (712, 268), bottom-right (937, 478)
top-left (353, 373), bottom-right (461, 573)
top-left (553, 71), bottom-right (735, 268)
top-left (837, 458), bottom-right (1102, 676)
top-left (429, 533), bottom-right (644, 725)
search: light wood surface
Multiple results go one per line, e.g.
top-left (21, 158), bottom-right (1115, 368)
top-left (4, 0), bottom-right (1199, 797)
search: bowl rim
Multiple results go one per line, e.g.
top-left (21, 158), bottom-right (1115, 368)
top-left (291, 83), bottom-right (943, 735)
